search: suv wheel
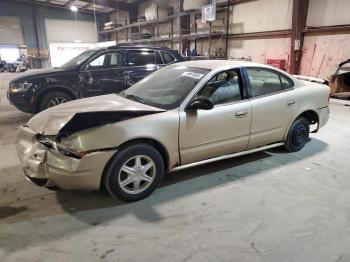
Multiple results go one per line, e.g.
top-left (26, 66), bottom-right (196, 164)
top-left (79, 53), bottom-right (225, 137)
top-left (104, 144), bottom-right (164, 202)
top-left (39, 91), bottom-right (72, 112)
top-left (284, 117), bottom-right (310, 152)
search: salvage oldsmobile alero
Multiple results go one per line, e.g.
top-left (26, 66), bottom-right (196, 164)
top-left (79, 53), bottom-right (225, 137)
top-left (16, 60), bottom-right (330, 201)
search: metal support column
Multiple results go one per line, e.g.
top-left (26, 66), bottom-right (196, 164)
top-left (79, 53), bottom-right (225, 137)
top-left (208, 21), bottom-right (212, 59)
top-left (225, 0), bottom-right (230, 59)
top-left (290, 0), bottom-right (309, 74)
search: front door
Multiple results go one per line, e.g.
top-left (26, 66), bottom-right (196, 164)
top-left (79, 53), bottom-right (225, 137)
top-left (179, 69), bottom-right (252, 165)
top-left (79, 50), bottom-right (126, 97)
top-left (245, 67), bottom-right (301, 149)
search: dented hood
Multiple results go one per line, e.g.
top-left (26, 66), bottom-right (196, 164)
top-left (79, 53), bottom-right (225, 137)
top-left (27, 94), bottom-right (165, 135)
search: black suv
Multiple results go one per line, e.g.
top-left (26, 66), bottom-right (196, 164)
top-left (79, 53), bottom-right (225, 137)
top-left (8, 46), bottom-right (184, 113)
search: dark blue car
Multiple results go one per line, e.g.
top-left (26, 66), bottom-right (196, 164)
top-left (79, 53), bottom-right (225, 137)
top-left (7, 46), bottom-right (184, 113)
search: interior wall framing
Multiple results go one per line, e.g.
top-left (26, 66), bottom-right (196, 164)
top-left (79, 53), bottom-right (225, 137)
top-left (0, 0), bottom-right (108, 68)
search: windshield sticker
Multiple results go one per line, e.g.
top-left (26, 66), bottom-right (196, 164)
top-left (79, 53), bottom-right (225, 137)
top-left (181, 72), bottom-right (204, 79)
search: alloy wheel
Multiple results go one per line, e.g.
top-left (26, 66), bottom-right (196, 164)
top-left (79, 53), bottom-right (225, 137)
top-left (47, 97), bottom-right (67, 108)
top-left (118, 155), bottom-right (156, 194)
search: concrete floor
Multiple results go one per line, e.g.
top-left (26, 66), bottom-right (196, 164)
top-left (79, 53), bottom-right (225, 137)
top-left (1, 71), bottom-right (350, 262)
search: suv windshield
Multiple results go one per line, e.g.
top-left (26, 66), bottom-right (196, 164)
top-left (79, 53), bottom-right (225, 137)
top-left (60, 49), bottom-right (98, 69)
top-left (123, 65), bottom-right (209, 109)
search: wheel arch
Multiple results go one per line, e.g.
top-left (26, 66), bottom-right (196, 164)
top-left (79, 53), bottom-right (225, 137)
top-left (299, 110), bottom-right (319, 126)
top-left (116, 138), bottom-right (170, 171)
top-left (284, 109), bottom-right (320, 140)
top-left (100, 137), bottom-right (170, 190)
top-left (35, 85), bottom-right (77, 112)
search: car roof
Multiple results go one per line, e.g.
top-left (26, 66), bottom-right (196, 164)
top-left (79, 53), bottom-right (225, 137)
top-left (106, 45), bottom-right (172, 51)
top-left (173, 60), bottom-right (277, 70)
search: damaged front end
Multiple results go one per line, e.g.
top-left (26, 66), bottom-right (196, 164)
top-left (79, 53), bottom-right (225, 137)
top-left (16, 125), bottom-right (117, 190)
top-left (16, 95), bottom-right (165, 190)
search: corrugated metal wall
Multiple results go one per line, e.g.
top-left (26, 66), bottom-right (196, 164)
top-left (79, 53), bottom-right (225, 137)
top-left (45, 19), bottom-right (98, 43)
top-left (300, 0), bottom-right (350, 79)
top-left (0, 15), bottom-right (24, 45)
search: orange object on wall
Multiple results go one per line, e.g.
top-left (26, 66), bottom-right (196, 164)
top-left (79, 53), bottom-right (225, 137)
top-left (267, 59), bottom-right (286, 71)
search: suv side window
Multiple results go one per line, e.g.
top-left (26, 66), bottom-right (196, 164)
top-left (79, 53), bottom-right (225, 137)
top-left (155, 51), bottom-right (163, 64)
top-left (127, 50), bottom-right (155, 66)
top-left (197, 69), bottom-right (242, 105)
top-left (247, 68), bottom-right (290, 97)
top-left (88, 54), bottom-right (105, 68)
top-left (87, 51), bottom-right (122, 69)
top-left (161, 51), bottom-right (175, 64)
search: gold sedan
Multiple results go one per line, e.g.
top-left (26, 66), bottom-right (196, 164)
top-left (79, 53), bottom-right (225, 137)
top-left (16, 60), bottom-right (330, 201)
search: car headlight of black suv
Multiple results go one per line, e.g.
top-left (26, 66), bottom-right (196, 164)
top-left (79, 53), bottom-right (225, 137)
top-left (9, 81), bottom-right (33, 93)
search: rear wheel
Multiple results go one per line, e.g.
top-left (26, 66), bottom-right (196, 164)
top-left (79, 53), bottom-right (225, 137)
top-left (284, 117), bottom-right (310, 152)
top-left (104, 144), bottom-right (164, 202)
top-left (38, 91), bottom-right (72, 112)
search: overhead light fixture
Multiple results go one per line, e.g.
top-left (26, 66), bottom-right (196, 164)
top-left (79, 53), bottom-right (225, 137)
top-left (70, 5), bottom-right (78, 12)
top-left (74, 40), bottom-right (82, 43)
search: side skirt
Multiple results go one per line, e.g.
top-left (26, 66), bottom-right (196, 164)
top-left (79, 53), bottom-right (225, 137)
top-left (170, 142), bottom-right (284, 172)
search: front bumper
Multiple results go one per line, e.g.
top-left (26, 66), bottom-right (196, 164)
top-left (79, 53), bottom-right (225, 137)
top-left (7, 91), bottom-right (36, 113)
top-left (16, 125), bottom-right (117, 190)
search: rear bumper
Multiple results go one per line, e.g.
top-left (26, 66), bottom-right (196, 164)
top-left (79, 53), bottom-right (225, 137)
top-left (317, 106), bottom-right (330, 129)
top-left (16, 125), bottom-right (116, 190)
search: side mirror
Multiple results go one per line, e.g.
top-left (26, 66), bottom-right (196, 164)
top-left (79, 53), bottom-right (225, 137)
top-left (80, 64), bottom-right (92, 73)
top-left (186, 96), bottom-right (214, 111)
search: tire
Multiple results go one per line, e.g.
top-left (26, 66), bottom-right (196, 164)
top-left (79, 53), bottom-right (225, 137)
top-left (38, 91), bottom-right (72, 112)
top-left (284, 117), bottom-right (310, 152)
top-left (104, 144), bottom-right (164, 202)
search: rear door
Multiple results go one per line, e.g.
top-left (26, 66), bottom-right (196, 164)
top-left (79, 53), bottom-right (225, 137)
top-left (79, 50), bottom-right (127, 97)
top-left (125, 49), bottom-right (159, 87)
top-left (245, 67), bottom-right (301, 149)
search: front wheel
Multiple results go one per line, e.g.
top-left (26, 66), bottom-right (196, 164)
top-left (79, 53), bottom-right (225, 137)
top-left (284, 117), bottom-right (310, 152)
top-left (38, 91), bottom-right (72, 112)
top-left (104, 144), bottom-right (164, 202)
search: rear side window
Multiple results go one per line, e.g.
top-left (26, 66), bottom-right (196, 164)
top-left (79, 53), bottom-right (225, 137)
top-left (161, 51), bottom-right (175, 64)
top-left (246, 68), bottom-right (293, 97)
top-left (127, 50), bottom-right (155, 66)
top-left (280, 74), bottom-right (294, 89)
top-left (155, 51), bottom-right (163, 64)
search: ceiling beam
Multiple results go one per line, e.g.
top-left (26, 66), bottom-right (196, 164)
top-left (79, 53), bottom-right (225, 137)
top-left (77, 0), bottom-right (132, 10)
top-left (9, 0), bottom-right (95, 13)
top-left (9, 0), bottom-right (131, 12)
top-left (64, 0), bottom-right (76, 7)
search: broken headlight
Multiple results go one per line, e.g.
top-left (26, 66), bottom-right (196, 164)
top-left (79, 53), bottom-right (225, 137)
top-left (9, 81), bottom-right (33, 93)
top-left (36, 134), bottom-right (87, 159)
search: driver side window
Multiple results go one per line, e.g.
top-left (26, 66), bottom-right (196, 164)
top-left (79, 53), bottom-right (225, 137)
top-left (87, 51), bottom-right (122, 70)
top-left (197, 69), bottom-right (242, 105)
top-left (89, 54), bottom-right (105, 68)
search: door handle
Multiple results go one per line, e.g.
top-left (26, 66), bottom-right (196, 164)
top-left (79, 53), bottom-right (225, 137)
top-left (235, 109), bottom-right (248, 118)
top-left (287, 99), bottom-right (296, 106)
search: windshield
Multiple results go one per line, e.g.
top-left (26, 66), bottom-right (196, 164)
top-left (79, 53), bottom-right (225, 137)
top-left (123, 65), bottom-right (209, 109)
top-left (60, 49), bottom-right (98, 69)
